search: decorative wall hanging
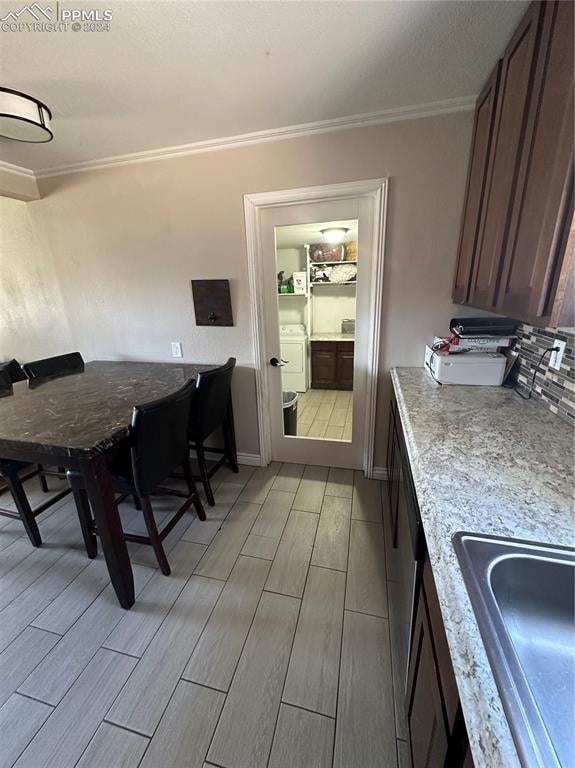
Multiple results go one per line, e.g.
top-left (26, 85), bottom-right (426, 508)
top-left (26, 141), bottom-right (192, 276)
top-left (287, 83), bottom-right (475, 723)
top-left (191, 279), bottom-right (233, 326)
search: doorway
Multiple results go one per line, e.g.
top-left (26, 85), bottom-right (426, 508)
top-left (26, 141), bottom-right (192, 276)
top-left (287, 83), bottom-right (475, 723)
top-left (244, 179), bottom-right (388, 474)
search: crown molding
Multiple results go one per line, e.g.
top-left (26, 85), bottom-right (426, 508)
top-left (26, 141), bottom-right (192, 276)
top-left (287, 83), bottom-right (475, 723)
top-left (0, 159), bottom-right (36, 179)
top-left (31, 95), bottom-right (475, 180)
top-left (0, 159), bottom-right (41, 200)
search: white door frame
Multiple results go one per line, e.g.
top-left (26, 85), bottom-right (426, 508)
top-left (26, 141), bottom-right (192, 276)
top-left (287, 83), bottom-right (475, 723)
top-left (244, 178), bottom-right (388, 477)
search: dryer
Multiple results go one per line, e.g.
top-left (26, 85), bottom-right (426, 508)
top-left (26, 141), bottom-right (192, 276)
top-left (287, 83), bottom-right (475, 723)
top-left (279, 324), bottom-right (309, 392)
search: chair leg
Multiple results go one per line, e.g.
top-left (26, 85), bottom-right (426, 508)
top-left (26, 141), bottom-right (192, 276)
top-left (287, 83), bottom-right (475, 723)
top-left (196, 444), bottom-right (215, 506)
top-left (72, 487), bottom-right (98, 559)
top-left (141, 496), bottom-right (171, 576)
top-left (183, 461), bottom-right (206, 521)
top-left (224, 399), bottom-right (239, 473)
top-left (37, 464), bottom-right (49, 493)
top-left (4, 472), bottom-right (42, 547)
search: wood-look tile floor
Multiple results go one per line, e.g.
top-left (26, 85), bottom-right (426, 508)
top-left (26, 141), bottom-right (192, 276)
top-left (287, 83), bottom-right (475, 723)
top-left (296, 389), bottom-right (353, 440)
top-left (0, 463), bottom-right (406, 768)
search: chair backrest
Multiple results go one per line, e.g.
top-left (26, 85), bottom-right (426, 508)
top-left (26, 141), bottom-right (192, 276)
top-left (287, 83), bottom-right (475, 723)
top-left (190, 358), bottom-right (236, 442)
top-left (130, 378), bottom-right (195, 497)
top-left (0, 370), bottom-right (13, 397)
top-left (0, 359), bottom-right (26, 383)
top-left (23, 352), bottom-right (85, 381)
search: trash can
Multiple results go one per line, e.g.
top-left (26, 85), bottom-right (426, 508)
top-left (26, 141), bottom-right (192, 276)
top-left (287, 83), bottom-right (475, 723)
top-left (282, 391), bottom-right (298, 435)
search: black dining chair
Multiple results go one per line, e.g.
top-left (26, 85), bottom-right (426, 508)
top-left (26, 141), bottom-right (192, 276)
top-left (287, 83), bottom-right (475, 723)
top-left (0, 369), bottom-right (13, 398)
top-left (7, 356), bottom-right (72, 489)
top-left (0, 459), bottom-right (72, 547)
top-left (0, 360), bottom-right (50, 491)
top-left (67, 378), bottom-right (206, 575)
top-left (0, 358), bottom-right (27, 384)
top-left (0, 360), bottom-right (73, 547)
top-left (188, 358), bottom-right (238, 506)
top-left (23, 352), bottom-right (85, 382)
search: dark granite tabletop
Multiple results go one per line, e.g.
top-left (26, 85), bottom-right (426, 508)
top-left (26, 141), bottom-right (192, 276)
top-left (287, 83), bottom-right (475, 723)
top-left (0, 361), bottom-right (213, 459)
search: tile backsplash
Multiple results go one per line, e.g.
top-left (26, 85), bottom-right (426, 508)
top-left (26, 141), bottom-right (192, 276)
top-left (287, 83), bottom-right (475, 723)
top-left (515, 324), bottom-right (575, 422)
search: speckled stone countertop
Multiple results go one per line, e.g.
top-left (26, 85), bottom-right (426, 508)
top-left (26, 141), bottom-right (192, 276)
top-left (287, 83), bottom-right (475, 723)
top-left (391, 367), bottom-right (575, 768)
top-left (309, 333), bottom-right (355, 342)
top-left (0, 361), bottom-right (213, 458)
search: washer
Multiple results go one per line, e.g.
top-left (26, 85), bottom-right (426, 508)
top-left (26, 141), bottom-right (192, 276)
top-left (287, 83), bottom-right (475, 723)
top-left (279, 323), bottom-right (309, 392)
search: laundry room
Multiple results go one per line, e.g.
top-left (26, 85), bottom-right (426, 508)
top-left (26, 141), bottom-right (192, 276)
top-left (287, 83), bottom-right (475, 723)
top-left (275, 219), bottom-right (358, 441)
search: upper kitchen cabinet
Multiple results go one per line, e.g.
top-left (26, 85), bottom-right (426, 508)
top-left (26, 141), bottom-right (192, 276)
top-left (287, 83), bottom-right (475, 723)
top-left (452, 63), bottom-right (500, 304)
top-left (497, 0), bottom-right (574, 323)
top-left (468, 1), bottom-right (544, 309)
top-left (453, 1), bottom-right (574, 327)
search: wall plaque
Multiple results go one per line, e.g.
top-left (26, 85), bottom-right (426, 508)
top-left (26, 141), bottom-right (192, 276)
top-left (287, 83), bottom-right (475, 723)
top-left (191, 279), bottom-right (234, 326)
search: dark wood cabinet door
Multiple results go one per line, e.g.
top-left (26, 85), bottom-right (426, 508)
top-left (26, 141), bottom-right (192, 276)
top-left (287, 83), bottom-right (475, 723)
top-left (423, 559), bottom-right (459, 733)
top-left (496, 0), bottom-right (574, 324)
top-left (407, 595), bottom-right (449, 768)
top-left (336, 342), bottom-right (354, 390)
top-left (453, 63), bottom-right (501, 304)
top-left (550, 218), bottom-right (575, 328)
top-left (469, 2), bottom-right (544, 309)
top-left (311, 343), bottom-right (337, 388)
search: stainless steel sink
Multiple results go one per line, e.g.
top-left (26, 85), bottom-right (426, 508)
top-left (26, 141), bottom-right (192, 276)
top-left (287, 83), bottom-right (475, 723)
top-left (453, 533), bottom-right (575, 768)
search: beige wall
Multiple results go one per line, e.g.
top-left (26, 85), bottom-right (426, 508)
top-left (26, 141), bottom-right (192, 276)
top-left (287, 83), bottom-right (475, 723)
top-left (1, 111), bottom-right (479, 463)
top-left (0, 196), bottom-right (72, 360)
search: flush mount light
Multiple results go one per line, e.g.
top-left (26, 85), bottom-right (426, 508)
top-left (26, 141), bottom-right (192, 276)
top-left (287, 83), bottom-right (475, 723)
top-left (0, 87), bottom-right (53, 143)
top-left (320, 227), bottom-right (349, 244)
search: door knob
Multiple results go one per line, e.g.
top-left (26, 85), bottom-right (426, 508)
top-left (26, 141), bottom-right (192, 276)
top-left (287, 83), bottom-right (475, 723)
top-left (270, 357), bottom-right (288, 367)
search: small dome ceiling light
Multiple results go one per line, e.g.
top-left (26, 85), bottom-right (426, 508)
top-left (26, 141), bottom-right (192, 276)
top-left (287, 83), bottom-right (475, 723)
top-left (0, 87), bottom-right (53, 143)
top-left (320, 227), bottom-right (349, 244)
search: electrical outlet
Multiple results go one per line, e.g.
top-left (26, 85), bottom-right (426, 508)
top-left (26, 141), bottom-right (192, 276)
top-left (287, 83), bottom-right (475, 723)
top-left (549, 339), bottom-right (566, 371)
top-left (171, 341), bottom-right (183, 358)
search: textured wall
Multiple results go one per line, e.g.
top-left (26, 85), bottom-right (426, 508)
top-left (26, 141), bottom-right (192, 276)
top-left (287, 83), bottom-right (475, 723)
top-left (0, 197), bottom-right (72, 361)
top-left (515, 324), bottom-right (575, 423)
top-left (2, 110), bottom-right (479, 462)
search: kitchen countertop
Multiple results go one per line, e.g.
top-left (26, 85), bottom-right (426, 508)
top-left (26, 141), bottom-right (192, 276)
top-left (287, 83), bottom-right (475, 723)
top-left (309, 333), bottom-right (355, 342)
top-left (391, 366), bottom-right (575, 768)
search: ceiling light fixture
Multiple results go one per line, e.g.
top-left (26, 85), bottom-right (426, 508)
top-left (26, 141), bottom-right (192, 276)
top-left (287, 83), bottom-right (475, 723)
top-left (0, 87), bottom-right (53, 143)
top-left (320, 227), bottom-right (349, 244)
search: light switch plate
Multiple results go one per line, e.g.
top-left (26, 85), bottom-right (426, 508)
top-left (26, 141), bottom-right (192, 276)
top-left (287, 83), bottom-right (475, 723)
top-left (171, 341), bottom-right (183, 358)
top-left (549, 339), bottom-right (566, 370)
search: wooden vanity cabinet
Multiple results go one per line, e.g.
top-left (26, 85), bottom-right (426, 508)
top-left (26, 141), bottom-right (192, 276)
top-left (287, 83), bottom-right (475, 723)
top-left (310, 341), bottom-right (354, 390)
top-left (453, 0), bottom-right (574, 326)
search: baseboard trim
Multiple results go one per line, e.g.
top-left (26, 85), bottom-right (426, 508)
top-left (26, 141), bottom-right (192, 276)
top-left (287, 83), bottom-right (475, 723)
top-left (237, 452), bottom-right (265, 466)
top-left (235, 457), bottom-right (387, 473)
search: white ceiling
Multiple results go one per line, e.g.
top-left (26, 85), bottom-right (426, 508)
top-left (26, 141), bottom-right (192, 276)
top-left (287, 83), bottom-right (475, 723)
top-left (0, 0), bottom-right (528, 174)
top-left (276, 220), bottom-right (358, 249)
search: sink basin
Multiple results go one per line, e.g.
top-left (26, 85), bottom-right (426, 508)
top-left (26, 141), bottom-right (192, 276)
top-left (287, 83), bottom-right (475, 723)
top-left (453, 533), bottom-right (575, 768)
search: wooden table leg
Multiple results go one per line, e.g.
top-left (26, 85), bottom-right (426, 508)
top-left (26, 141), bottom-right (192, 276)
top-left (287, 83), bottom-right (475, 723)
top-left (80, 454), bottom-right (134, 609)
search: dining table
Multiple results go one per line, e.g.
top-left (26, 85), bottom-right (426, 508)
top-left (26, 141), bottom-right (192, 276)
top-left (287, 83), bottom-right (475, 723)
top-left (0, 360), bottom-right (214, 608)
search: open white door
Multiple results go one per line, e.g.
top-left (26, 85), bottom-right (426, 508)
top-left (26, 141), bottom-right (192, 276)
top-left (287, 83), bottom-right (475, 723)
top-left (245, 180), bottom-right (387, 474)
